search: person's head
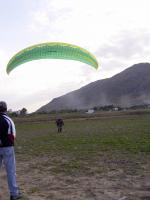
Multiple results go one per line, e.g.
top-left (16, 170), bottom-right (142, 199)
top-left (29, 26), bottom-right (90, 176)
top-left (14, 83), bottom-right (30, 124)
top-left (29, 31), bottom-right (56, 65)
top-left (0, 101), bottom-right (7, 112)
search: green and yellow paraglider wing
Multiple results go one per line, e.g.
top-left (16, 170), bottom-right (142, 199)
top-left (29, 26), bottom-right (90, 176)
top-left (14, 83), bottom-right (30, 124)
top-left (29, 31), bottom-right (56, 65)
top-left (6, 42), bottom-right (99, 74)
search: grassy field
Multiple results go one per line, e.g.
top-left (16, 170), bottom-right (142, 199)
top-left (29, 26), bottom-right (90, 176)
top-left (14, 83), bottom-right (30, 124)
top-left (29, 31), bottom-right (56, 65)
top-left (1, 110), bottom-right (150, 200)
top-left (15, 110), bottom-right (150, 156)
top-left (15, 111), bottom-right (150, 174)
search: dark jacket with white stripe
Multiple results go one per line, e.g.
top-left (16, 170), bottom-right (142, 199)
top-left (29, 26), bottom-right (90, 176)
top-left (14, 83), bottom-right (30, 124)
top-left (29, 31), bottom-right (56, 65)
top-left (0, 113), bottom-right (16, 147)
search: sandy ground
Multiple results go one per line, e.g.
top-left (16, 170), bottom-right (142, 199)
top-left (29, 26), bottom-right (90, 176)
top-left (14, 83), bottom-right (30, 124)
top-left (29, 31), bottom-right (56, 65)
top-left (0, 154), bottom-right (150, 200)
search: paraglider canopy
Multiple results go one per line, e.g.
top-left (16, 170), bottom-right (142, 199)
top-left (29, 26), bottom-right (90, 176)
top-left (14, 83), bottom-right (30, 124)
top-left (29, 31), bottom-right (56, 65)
top-left (6, 42), bottom-right (99, 74)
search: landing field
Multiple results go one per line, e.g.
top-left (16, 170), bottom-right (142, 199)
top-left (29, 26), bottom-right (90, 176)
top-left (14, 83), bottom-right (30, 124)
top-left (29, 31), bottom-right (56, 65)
top-left (0, 110), bottom-right (150, 200)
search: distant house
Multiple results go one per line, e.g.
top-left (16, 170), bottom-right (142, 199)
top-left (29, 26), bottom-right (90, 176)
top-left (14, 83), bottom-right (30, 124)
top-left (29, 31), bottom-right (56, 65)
top-left (86, 109), bottom-right (94, 114)
top-left (113, 107), bottom-right (119, 111)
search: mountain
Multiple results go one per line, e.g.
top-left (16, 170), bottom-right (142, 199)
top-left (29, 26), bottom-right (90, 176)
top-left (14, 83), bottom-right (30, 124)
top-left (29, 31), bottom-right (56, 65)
top-left (37, 63), bottom-right (150, 112)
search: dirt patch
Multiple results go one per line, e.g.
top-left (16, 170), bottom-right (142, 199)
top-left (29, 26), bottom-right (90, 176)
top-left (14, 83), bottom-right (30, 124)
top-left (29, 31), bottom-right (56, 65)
top-left (0, 153), bottom-right (150, 200)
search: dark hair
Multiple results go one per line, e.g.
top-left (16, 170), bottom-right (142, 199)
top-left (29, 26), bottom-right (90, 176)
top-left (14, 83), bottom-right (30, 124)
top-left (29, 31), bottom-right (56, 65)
top-left (0, 101), bottom-right (7, 112)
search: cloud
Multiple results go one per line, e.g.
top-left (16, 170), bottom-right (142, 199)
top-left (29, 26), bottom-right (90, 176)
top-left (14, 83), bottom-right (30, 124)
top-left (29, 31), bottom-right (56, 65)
top-left (92, 28), bottom-right (150, 84)
top-left (28, 0), bottom-right (72, 33)
top-left (97, 30), bottom-right (150, 59)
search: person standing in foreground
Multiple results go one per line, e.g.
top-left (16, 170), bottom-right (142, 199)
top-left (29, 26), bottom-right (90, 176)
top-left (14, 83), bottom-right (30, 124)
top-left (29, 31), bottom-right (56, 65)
top-left (0, 101), bottom-right (22, 200)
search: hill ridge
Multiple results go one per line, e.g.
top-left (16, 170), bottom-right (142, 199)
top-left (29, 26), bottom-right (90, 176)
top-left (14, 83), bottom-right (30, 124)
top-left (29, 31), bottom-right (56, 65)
top-left (37, 63), bottom-right (150, 112)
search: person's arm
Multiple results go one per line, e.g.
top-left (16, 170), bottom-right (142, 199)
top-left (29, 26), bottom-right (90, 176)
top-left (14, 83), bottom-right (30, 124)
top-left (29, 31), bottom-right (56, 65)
top-left (10, 119), bottom-right (16, 138)
top-left (5, 115), bottom-right (16, 143)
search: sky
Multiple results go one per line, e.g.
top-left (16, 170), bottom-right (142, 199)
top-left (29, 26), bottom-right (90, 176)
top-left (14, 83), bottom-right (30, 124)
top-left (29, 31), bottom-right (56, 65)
top-left (1, 0), bottom-right (150, 112)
